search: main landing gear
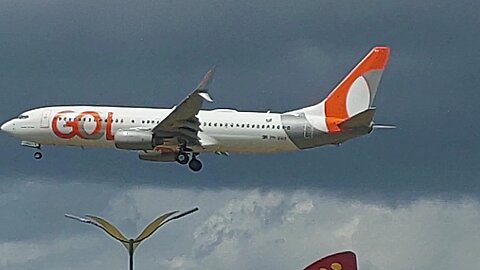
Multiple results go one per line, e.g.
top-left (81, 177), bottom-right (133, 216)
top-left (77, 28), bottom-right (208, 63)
top-left (176, 151), bottom-right (203, 172)
top-left (188, 156), bottom-right (202, 172)
top-left (176, 152), bottom-right (190, 165)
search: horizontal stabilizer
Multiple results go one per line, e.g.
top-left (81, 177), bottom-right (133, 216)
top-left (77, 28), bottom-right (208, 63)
top-left (372, 124), bottom-right (396, 129)
top-left (339, 108), bottom-right (376, 129)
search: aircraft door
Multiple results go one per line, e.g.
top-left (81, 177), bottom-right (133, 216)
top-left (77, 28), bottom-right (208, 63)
top-left (40, 110), bottom-right (51, 128)
top-left (304, 121), bottom-right (313, 139)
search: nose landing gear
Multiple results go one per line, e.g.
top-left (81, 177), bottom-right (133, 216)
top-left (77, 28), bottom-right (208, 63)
top-left (33, 152), bottom-right (43, 160)
top-left (21, 141), bottom-right (43, 160)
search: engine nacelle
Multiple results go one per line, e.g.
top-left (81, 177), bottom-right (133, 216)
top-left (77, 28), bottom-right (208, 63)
top-left (138, 150), bottom-right (178, 162)
top-left (114, 130), bottom-right (155, 150)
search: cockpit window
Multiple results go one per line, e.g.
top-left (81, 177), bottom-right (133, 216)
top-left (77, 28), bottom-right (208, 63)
top-left (18, 115), bottom-right (29, 119)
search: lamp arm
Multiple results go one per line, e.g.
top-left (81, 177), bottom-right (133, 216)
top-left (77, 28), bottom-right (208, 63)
top-left (90, 221), bottom-right (130, 243)
top-left (133, 208), bottom-right (199, 244)
top-left (169, 208), bottom-right (199, 221)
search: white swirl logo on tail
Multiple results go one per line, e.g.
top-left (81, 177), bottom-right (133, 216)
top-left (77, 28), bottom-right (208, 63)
top-left (346, 75), bottom-right (370, 117)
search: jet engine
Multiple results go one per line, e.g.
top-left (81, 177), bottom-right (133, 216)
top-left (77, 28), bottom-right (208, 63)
top-left (114, 130), bottom-right (162, 150)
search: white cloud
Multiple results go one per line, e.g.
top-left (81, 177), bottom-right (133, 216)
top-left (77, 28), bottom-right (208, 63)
top-left (0, 235), bottom-right (103, 267)
top-left (154, 190), bottom-right (480, 270)
top-left (1, 183), bottom-right (480, 270)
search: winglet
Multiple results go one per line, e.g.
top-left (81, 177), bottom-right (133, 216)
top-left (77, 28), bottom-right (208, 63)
top-left (195, 66), bottom-right (215, 102)
top-left (303, 251), bottom-right (357, 270)
top-left (196, 65), bottom-right (216, 90)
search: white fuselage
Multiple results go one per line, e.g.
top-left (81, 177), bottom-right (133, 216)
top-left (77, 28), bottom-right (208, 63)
top-left (0, 47), bottom-right (390, 170)
top-left (1, 106), bottom-right (300, 154)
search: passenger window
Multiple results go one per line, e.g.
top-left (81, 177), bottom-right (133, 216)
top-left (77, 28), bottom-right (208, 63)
top-left (266, 125), bottom-right (270, 129)
top-left (277, 125), bottom-right (281, 129)
top-left (131, 120), bottom-right (135, 123)
top-left (142, 120), bottom-right (145, 124)
top-left (287, 126), bottom-right (291, 130)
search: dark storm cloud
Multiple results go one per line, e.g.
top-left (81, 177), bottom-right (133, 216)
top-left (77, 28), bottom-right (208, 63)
top-left (0, 0), bottom-right (479, 198)
top-left (0, 178), bottom-right (122, 241)
top-left (1, 1), bottom-right (480, 269)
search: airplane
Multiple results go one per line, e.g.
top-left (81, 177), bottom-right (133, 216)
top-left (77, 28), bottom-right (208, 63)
top-left (303, 251), bottom-right (357, 270)
top-left (0, 47), bottom-right (392, 172)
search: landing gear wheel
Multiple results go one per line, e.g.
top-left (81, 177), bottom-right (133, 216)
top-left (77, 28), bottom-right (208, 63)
top-left (188, 158), bottom-right (202, 172)
top-left (33, 152), bottom-right (43, 160)
top-left (176, 152), bottom-right (190, 165)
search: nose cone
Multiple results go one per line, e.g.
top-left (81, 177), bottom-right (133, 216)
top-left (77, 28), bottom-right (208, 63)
top-left (1, 120), bottom-right (14, 135)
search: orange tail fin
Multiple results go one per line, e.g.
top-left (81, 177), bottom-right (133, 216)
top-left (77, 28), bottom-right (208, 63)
top-left (303, 251), bottom-right (357, 270)
top-left (289, 47), bottom-right (390, 133)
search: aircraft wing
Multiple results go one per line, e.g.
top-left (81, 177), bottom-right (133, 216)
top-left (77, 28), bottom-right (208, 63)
top-left (152, 66), bottom-right (215, 146)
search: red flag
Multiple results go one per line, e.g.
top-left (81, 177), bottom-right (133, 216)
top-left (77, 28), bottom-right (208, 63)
top-left (303, 251), bottom-right (357, 270)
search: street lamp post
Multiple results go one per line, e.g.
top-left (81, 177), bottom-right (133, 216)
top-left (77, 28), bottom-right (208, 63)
top-left (65, 208), bottom-right (198, 270)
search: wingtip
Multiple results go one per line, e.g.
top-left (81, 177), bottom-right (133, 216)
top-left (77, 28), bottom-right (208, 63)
top-left (196, 65), bottom-right (216, 90)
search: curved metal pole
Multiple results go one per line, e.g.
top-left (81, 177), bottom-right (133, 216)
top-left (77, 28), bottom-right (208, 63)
top-left (129, 239), bottom-right (134, 270)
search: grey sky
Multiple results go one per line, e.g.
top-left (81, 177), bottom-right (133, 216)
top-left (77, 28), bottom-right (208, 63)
top-left (0, 0), bottom-right (479, 269)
